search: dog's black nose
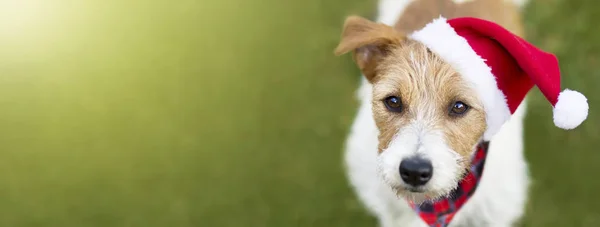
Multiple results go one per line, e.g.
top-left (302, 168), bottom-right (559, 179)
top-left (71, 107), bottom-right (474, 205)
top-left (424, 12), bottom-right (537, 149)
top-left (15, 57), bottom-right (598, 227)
top-left (399, 157), bottom-right (433, 186)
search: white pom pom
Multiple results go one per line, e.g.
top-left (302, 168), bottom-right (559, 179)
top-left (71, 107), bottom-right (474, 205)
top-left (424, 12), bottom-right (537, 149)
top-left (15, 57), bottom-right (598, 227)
top-left (553, 89), bottom-right (589, 130)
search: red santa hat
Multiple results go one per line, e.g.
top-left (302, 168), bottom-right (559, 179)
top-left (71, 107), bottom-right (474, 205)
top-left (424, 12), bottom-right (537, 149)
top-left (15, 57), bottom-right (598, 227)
top-left (409, 17), bottom-right (589, 140)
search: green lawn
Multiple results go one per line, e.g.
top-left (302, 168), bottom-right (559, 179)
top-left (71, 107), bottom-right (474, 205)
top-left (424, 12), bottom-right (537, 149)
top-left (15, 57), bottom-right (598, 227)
top-left (0, 0), bottom-right (597, 226)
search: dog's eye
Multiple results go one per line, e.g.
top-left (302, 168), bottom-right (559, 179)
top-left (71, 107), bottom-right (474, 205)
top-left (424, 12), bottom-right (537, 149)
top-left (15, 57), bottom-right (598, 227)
top-left (384, 96), bottom-right (403, 112)
top-left (449, 101), bottom-right (469, 116)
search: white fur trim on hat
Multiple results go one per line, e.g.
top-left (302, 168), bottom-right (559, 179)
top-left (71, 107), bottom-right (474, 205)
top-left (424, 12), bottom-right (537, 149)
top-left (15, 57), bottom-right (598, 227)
top-left (553, 89), bottom-right (589, 129)
top-left (408, 16), bottom-right (512, 140)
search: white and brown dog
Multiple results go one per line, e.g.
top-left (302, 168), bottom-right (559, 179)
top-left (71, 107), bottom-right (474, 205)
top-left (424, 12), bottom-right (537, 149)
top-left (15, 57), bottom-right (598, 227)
top-left (335, 0), bottom-right (589, 226)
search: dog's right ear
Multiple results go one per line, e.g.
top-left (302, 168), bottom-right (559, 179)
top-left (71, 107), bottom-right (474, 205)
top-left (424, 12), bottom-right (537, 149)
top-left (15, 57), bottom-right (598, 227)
top-left (334, 16), bottom-right (405, 82)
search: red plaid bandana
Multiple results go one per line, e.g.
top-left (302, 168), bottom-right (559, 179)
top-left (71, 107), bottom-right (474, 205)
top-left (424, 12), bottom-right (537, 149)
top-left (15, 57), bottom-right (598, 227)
top-left (408, 141), bottom-right (490, 227)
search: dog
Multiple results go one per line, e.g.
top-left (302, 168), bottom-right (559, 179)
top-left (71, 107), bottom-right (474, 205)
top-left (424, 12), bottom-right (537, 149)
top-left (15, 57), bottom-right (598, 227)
top-left (335, 0), bottom-right (537, 226)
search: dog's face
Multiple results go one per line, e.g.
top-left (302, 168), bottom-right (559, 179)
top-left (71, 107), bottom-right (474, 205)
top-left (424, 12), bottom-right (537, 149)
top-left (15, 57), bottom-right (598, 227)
top-left (335, 16), bottom-right (486, 203)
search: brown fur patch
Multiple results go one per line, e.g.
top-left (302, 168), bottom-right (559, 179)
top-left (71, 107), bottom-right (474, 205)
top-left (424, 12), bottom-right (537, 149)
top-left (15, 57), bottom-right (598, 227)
top-left (395, 0), bottom-right (524, 35)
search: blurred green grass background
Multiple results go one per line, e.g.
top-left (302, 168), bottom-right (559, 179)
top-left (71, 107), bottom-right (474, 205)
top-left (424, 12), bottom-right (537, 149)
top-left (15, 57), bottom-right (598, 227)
top-left (0, 0), bottom-right (598, 226)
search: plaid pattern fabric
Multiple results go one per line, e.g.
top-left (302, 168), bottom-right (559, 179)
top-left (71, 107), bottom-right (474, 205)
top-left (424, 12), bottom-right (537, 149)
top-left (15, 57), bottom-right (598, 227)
top-left (408, 141), bottom-right (490, 227)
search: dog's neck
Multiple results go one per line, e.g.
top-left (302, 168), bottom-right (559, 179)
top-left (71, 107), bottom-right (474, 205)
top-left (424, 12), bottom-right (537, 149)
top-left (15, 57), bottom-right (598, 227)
top-left (408, 140), bottom-right (491, 227)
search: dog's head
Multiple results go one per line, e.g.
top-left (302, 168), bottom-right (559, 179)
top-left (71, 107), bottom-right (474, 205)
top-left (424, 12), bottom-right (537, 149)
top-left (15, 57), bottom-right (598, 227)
top-left (335, 16), bottom-right (486, 203)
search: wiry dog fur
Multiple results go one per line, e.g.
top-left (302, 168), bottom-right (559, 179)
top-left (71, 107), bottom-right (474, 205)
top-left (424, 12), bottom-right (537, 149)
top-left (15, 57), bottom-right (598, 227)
top-left (337, 0), bottom-right (530, 226)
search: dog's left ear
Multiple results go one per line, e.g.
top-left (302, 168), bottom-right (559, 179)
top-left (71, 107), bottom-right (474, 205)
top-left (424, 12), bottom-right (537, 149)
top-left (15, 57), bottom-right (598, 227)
top-left (334, 16), bottom-right (405, 82)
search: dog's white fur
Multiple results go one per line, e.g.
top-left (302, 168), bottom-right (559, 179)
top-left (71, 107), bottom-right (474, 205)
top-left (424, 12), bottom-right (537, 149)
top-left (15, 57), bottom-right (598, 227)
top-left (343, 0), bottom-right (531, 226)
